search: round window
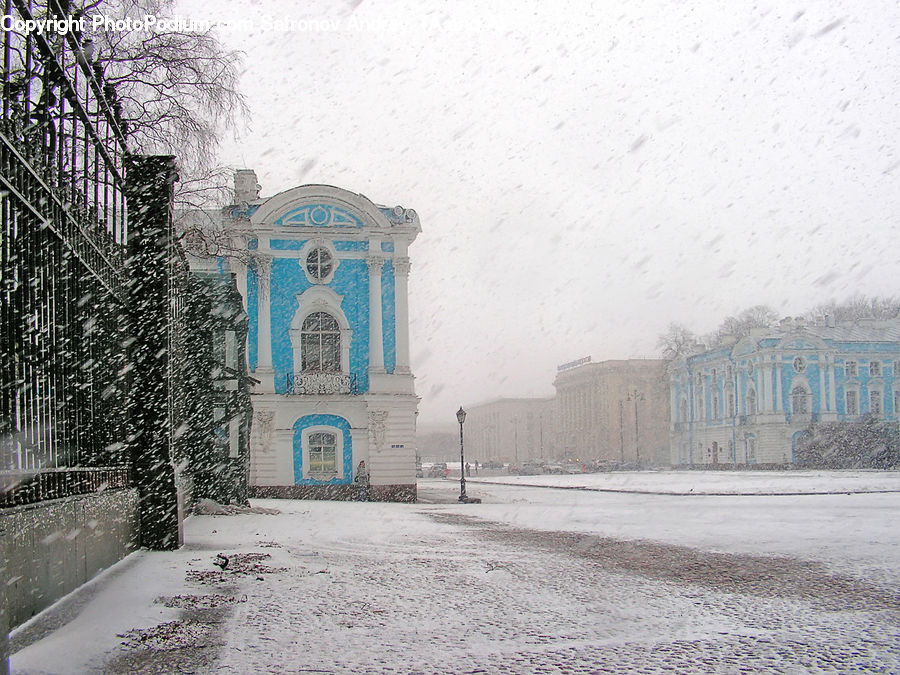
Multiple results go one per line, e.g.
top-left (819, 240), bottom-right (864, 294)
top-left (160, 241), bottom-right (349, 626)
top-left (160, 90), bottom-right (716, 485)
top-left (793, 356), bottom-right (807, 373)
top-left (306, 247), bottom-right (333, 281)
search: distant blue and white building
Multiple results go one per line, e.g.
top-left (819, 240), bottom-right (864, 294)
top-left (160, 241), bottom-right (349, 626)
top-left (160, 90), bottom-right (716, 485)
top-left (226, 171), bottom-right (421, 501)
top-left (668, 317), bottom-right (900, 466)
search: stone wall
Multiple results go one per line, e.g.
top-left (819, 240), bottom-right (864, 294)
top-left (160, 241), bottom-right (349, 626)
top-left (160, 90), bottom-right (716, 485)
top-left (249, 483), bottom-right (416, 503)
top-left (0, 489), bottom-right (140, 630)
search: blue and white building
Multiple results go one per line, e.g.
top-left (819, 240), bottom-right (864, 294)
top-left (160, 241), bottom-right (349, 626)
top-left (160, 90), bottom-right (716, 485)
top-left (227, 171), bottom-right (420, 501)
top-left (668, 317), bottom-right (900, 466)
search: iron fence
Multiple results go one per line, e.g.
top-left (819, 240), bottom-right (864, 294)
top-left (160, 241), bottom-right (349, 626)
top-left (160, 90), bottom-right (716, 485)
top-left (1, 0), bottom-right (130, 504)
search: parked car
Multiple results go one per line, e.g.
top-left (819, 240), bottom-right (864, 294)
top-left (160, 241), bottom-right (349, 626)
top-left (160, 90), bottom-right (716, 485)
top-left (427, 462), bottom-right (448, 478)
top-left (519, 462), bottom-right (545, 475)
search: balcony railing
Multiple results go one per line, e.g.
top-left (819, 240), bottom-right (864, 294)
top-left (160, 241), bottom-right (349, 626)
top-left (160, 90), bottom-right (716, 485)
top-left (283, 372), bottom-right (360, 395)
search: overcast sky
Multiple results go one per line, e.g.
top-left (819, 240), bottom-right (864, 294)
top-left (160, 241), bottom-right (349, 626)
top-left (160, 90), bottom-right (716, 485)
top-left (171, 0), bottom-right (900, 428)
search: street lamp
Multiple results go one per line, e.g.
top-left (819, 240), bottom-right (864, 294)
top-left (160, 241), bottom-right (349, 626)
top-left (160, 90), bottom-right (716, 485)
top-left (627, 389), bottom-right (644, 466)
top-left (456, 406), bottom-right (467, 502)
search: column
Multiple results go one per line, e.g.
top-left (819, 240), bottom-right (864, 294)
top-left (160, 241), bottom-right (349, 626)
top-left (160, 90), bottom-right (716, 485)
top-left (818, 356), bottom-right (827, 412)
top-left (759, 360), bottom-right (768, 412)
top-left (255, 255), bottom-right (273, 373)
top-left (774, 359), bottom-right (782, 412)
top-left (393, 256), bottom-right (411, 374)
top-left (124, 155), bottom-right (180, 551)
top-left (828, 357), bottom-right (837, 411)
top-left (366, 257), bottom-right (385, 373)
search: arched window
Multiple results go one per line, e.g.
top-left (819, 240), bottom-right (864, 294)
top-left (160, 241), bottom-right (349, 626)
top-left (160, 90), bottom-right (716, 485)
top-left (301, 312), bottom-right (341, 372)
top-left (870, 390), bottom-right (882, 416)
top-left (791, 385), bottom-right (809, 415)
top-left (746, 388), bottom-right (757, 415)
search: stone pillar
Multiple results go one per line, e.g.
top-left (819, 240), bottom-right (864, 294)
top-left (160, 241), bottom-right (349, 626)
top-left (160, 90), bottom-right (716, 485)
top-left (393, 256), bottom-right (411, 374)
top-left (124, 154), bottom-right (181, 551)
top-left (366, 257), bottom-right (385, 374)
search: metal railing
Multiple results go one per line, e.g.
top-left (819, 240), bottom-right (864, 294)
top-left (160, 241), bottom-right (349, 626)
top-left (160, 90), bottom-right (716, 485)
top-left (282, 372), bottom-right (360, 395)
top-left (1, 0), bottom-right (130, 502)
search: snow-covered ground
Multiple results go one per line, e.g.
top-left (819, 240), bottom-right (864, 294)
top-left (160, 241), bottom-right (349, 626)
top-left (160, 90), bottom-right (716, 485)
top-left (468, 467), bottom-right (900, 494)
top-left (10, 471), bottom-right (900, 674)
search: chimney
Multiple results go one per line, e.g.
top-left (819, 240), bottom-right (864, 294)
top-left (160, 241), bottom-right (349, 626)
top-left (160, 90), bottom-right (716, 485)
top-left (825, 313), bottom-right (835, 328)
top-left (234, 169), bottom-right (260, 204)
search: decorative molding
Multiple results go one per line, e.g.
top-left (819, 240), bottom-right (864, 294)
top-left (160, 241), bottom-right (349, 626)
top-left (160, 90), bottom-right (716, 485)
top-left (368, 410), bottom-right (388, 451)
top-left (252, 254), bottom-right (272, 301)
top-left (393, 256), bottom-right (411, 276)
top-left (365, 256), bottom-right (385, 274)
top-left (291, 372), bottom-right (353, 395)
top-left (252, 409), bottom-right (276, 454)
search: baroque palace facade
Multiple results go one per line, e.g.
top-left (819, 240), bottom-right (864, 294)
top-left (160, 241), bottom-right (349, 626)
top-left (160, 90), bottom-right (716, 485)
top-left (225, 171), bottom-right (420, 501)
top-left (668, 317), bottom-right (900, 466)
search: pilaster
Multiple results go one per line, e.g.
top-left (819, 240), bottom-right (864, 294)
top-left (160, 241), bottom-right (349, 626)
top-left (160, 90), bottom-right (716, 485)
top-left (393, 256), bottom-right (411, 374)
top-left (366, 256), bottom-right (385, 375)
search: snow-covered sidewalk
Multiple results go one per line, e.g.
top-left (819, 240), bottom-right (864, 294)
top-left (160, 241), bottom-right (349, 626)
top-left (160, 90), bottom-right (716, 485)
top-left (10, 475), bottom-right (900, 674)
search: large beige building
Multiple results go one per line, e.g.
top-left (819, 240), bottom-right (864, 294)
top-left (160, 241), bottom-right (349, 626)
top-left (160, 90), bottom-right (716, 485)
top-left (553, 358), bottom-right (670, 466)
top-left (463, 398), bottom-right (557, 464)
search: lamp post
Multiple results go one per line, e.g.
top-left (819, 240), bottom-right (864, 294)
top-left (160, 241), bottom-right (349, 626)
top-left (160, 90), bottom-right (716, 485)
top-left (627, 389), bottom-right (644, 466)
top-left (456, 406), bottom-right (467, 502)
top-left (618, 399), bottom-right (625, 464)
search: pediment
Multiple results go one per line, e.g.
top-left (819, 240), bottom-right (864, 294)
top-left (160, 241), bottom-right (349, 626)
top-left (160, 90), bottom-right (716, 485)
top-left (777, 333), bottom-right (829, 351)
top-left (250, 184), bottom-right (388, 229)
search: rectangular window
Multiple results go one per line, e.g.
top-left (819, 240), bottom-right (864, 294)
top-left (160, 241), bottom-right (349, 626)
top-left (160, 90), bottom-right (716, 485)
top-left (309, 432), bottom-right (337, 474)
top-left (846, 361), bottom-right (858, 377)
top-left (846, 390), bottom-right (858, 416)
top-left (870, 391), bottom-right (882, 416)
top-left (225, 330), bottom-right (237, 370)
top-left (229, 418), bottom-right (240, 459)
top-left (894, 391), bottom-right (899, 415)
top-left (894, 361), bottom-right (899, 376)
top-left (870, 361), bottom-right (881, 377)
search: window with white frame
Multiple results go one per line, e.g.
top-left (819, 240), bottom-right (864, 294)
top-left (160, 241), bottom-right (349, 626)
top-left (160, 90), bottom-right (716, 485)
top-left (894, 390), bottom-right (899, 415)
top-left (846, 360), bottom-right (858, 377)
top-left (712, 395), bottom-right (719, 420)
top-left (869, 390), bottom-right (882, 416)
top-left (746, 388), bottom-right (757, 415)
top-left (746, 436), bottom-right (757, 461)
top-left (308, 431), bottom-right (337, 475)
top-left (791, 385), bottom-right (809, 414)
top-left (301, 312), bottom-right (341, 372)
top-left (846, 390), bottom-right (858, 416)
top-left (869, 361), bottom-right (881, 377)
top-left (306, 247), bottom-right (334, 282)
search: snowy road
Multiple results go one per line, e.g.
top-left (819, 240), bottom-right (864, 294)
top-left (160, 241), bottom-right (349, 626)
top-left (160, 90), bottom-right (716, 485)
top-left (10, 475), bottom-right (900, 674)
